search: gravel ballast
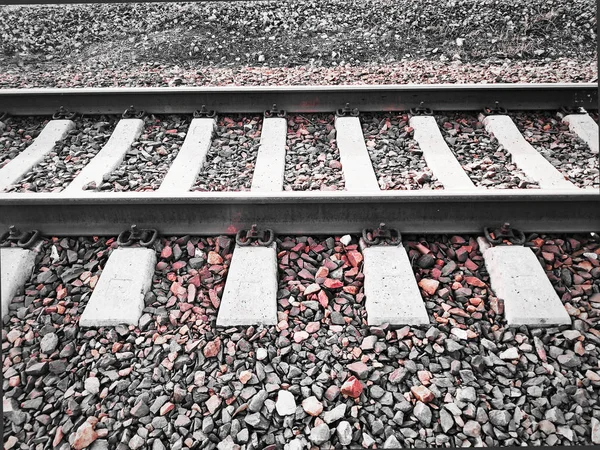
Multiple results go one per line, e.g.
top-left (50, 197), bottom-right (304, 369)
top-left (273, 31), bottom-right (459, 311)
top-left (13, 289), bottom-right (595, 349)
top-left (1, 59), bottom-right (596, 89)
top-left (361, 113), bottom-right (443, 190)
top-left (6, 117), bottom-right (117, 193)
top-left (0, 116), bottom-right (49, 169)
top-left (436, 112), bottom-right (540, 189)
top-left (3, 232), bottom-right (599, 448)
top-left (98, 115), bottom-right (189, 192)
top-left (284, 115), bottom-right (345, 191)
top-left (511, 111), bottom-right (599, 189)
top-left (191, 116), bottom-right (261, 192)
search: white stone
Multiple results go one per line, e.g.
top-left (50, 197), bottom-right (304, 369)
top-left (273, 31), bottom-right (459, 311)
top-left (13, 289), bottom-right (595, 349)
top-left (409, 115), bottom-right (475, 189)
top-left (302, 396), bottom-right (323, 416)
top-left (451, 328), bottom-right (469, 340)
top-left (159, 118), bottom-right (216, 192)
top-left (256, 348), bottom-right (268, 361)
top-left (250, 117), bottom-right (287, 191)
top-left (591, 417), bottom-right (600, 444)
top-left (484, 245), bottom-right (571, 326)
top-left (65, 119), bottom-right (144, 192)
top-left (79, 248), bottom-right (156, 327)
top-left (217, 243), bottom-right (277, 326)
top-left (1, 248), bottom-right (36, 318)
top-left (340, 235), bottom-right (352, 246)
top-left (499, 347), bottom-right (520, 360)
top-left (323, 404), bottom-right (347, 424)
top-left (0, 120), bottom-right (75, 191)
top-left (336, 421), bottom-right (353, 446)
top-left (481, 115), bottom-right (578, 190)
top-left (85, 377), bottom-right (100, 395)
top-left (335, 116), bottom-right (379, 191)
top-left (360, 242), bottom-right (429, 326)
top-left (275, 390), bottom-right (296, 416)
top-left (286, 439), bottom-right (305, 450)
top-left (562, 113), bottom-right (598, 155)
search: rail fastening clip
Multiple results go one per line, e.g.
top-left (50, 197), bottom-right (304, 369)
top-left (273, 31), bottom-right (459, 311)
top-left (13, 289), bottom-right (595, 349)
top-left (482, 101), bottom-right (508, 116)
top-left (52, 106), bottom-right (78, 120)
top-left (362, 223), bottom-right (402, 246)
top-left (236, 224), bottom-right (275, 247)
top-left (336, 103), bottom-right (360, 117)
top-left (117, 224), bottom-right (158, 247)
top-left (484, 222), bottom-right (525, 246)
top-left (410, 102), bottom-right (433, 116)
top-left (264, 104), bottom-right (286, 118)
top-left (0, 225), bottom-right (41, 249)
top-left (122, 106), bottom-right (146, 119)
top-left (193, 105), bottom-right (217, 118)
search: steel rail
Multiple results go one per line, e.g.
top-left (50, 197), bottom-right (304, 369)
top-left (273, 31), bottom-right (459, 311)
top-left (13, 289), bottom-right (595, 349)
top-left (0, 84), bottom-right (597, 115)
top-left (0, 190), bottom-right (598, 236)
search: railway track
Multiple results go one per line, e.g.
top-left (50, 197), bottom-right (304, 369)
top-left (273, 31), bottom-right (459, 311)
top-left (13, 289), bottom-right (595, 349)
top-left (0, 83), bottom-right (598, 235)
top-left (2, 83), bottom-right (600, 449)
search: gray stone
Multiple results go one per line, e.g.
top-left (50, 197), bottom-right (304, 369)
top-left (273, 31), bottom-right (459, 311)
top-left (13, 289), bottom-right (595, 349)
top-left (383, 435), bottom-right (402, 449)
top-left (538, 420), bottom-right (556, 435)
top-left (309, 424), bottom-right (331, 445)
top-left (370, 385), bottom-right (385, 399)
top-left (129, 435), bottom-right (145, 450)
top-left (445, 339), bottom-right (464, 353)
top-left (489, 410), bottom-right (511, 427)
top-left (40, 332), bottom-right (59, 353)
top-left (499, 348), bottom-right (519, 360)
top-left (152, 440), bottom-right (166, 450)
top-left (591, 417), bottom-right (600, 444)
top-left (25, 361), bottom-right (48, 376)
top-left (131, 401), bottom-right (149, 418)
top-left (463, 420), bottom-right (481, 437)
top-left (557, 353), bottom-right (581, 368)
top-left (440, 408), bottom-right (454, 433)
top-left (456, 386), bottom-right (477, 403)
top-left (330, 311), bottom-right (345, 325)
top-left (363, 432), bottom-right (376, 447)
top-left (249, 390), bottom-right (268, 412)
top-left (413, 401), bottom-right (432, 427)
top-left (336, 421), bottom-right (353, 446)
top-left (323, 404), bottom-right (346, 424)
top-left (217, 436), bottom-right (239, 450)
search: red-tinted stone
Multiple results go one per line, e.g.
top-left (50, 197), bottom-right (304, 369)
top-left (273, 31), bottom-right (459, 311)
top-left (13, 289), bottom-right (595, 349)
top-left (464, 276), bottom-right (486, 288)
top-left (341, 376), bottom-right (363, 398)
top-left (161, 246), bottom-right (173, 259)
top-left (418, 279), bottom-right (439, 295)
top-left (347, 250), bottom-right (363, 268)
top-left (203, 338), bottom-right (221, 358)
top-left (411, 385), bottom-right (434, 403)
top-left (324, 279), bottom-right (344, 289)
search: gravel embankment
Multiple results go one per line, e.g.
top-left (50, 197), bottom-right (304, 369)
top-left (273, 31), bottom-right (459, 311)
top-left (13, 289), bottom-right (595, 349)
top-left (511, 111), bottom-right (599, 189)
top-left (192, 116), bottom-right (261, 191)
top-left (97, 116), bottom-right (189, 192)
top-left (0, 116), bottom-right (49, 169)
top-left (3, 233), bottom-right (599, 448)
top-left (1, 59), bottom-right (596, 89)
top-left (361, 113), bottom-right (443, 190)
top-left (6, 117), bottom-right (117, 193)
top-left (0, 0), bottom-right (596, 88)
top-left (436, 113), bottom-right (539, 189)
top-left (1, 1), bottom-right (596, 68)
top-left (284, 114), bottom-right (345, 191)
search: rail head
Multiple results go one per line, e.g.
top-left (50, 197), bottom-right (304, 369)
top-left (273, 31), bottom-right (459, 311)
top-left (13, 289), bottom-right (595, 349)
top-left (0, 83), bottom-right (597, 115)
